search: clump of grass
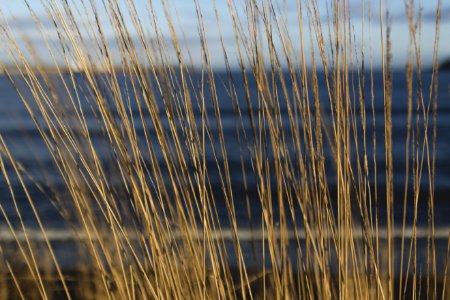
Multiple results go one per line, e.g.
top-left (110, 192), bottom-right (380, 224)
top-left (0, 0), bottom-right (448, 299)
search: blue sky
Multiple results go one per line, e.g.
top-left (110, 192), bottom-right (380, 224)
top-left (1, 0), bottom-right (449, 69)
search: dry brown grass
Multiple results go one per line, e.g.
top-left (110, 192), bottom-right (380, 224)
top-left (0, 0), bottom-right (448, 299)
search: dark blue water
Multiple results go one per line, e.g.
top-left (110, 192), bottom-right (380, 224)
top-left (0, 70), bottom-right (449, 231)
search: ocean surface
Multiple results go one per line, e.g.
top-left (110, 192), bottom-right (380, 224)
top-left (0, 70), bottom-right (449, 271)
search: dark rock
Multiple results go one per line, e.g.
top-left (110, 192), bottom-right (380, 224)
top-left (439, 58), bottom-right (450, 72)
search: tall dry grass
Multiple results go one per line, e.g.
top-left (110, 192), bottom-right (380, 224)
top-left (0, 0), bottom-right (448, 299)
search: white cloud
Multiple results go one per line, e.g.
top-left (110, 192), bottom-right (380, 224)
top-left (1, 0), bottom-right (449, 69)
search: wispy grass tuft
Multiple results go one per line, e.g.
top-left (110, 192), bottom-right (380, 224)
top-left (0, 0), bottom-right (448, 299)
